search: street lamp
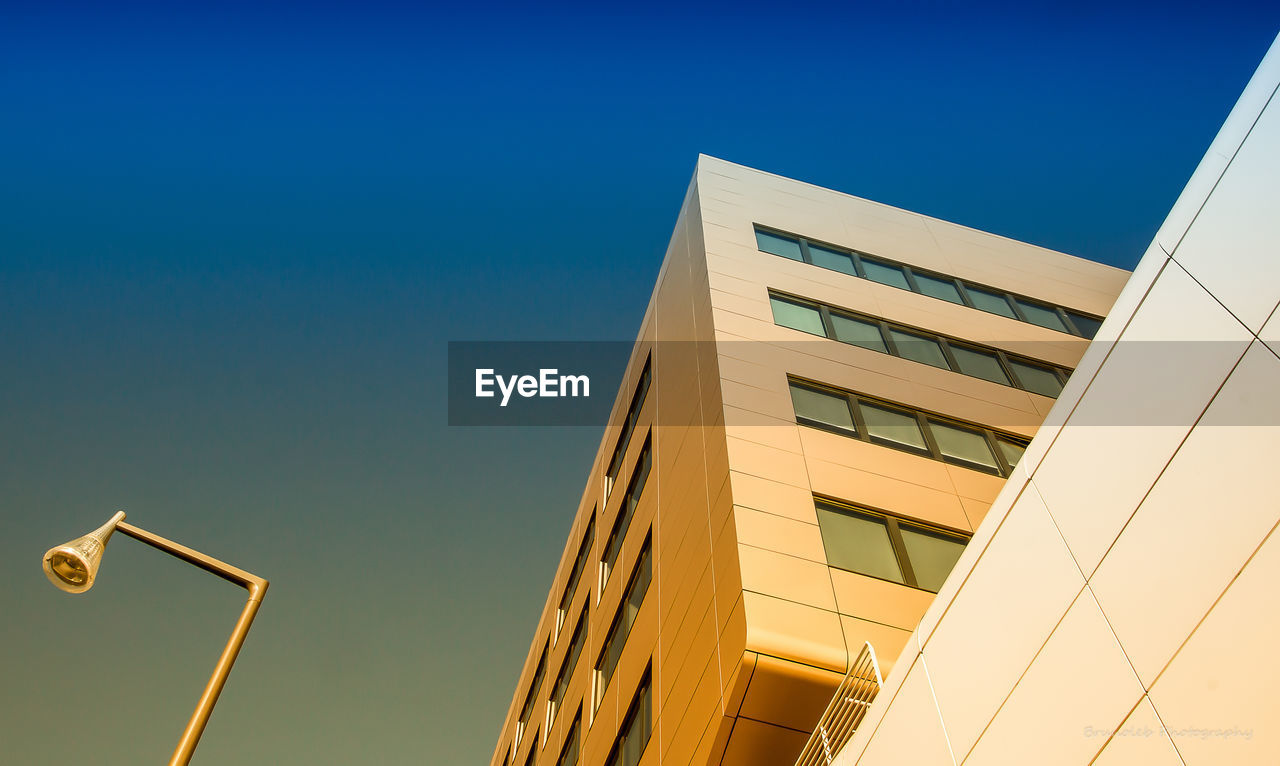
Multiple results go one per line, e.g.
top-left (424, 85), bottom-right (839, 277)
top-left (42, 510), bottom-right (269, 766)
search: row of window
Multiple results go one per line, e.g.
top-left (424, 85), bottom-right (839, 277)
top-left (549, 606), bottom-right (588, 725)
top-left (769, 292), bottom-right (1071, 399)
top-left (555, 358), bottom-right (652, 643)
top-left (545, 668), bottom-right (654, 766)
top-left (601, 438), bottom-right (651, 587)
top-left (522, 645), bottom-right (654, 766)
top-left (605, 357), bottom-right (651, 498)
top-left (531, 537), bottom-right (654, 766)
top-left (556, 515), bottom-right (596, 637)
top-left (515, 645), bottom-right (548, 756)
top-left (513, 448), bottom-right (654, 761)
top-left (514, 532), bottom-right (653, 765)
top-left (789, 378), bottom-right (1028, 477)
top-left (754, 226), bottom-right (1103, 339)
top-left (595, 537), bottom-right (652, 710)
top-left (816, 498), bottom-right (968, 592)
top-left (513, 357), bottom-right (656, 766)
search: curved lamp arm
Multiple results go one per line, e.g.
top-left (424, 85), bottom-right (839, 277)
top-left (114, 521), bottom-right (269, 766)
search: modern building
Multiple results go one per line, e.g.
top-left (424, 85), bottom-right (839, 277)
top-left (488, 150), bottom-right (1129, 766)
top-left (828, 31), bottom-right (1280, 766)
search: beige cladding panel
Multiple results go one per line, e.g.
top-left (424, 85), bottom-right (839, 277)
top-left (960, 587), bottom-right (1145, 765)
top-left (660, 668), bottom-right (722, 766)
top-left (1168, 83), bottom-right (1280, 333)
top-left (658, 562), bottom-right (714, 699)
top-left (1146, 523), bottom-right (1280, 762)
top-left (725, 470), bottom-right (818, 524)
top-left (658, 609), bottom-right (721, 758)
top-left (737, 543), bottom-right (837, 612)
top-left (732, 506), bottom-right (825, 563)
top-left (828, 569), bottom-right (937, 632)
top-left (1088, 341), bottom-right (1280, 687)
top-left (714, 596), bottom-right (748, 701)
top-left (710, 512), bottom-right (744, 638)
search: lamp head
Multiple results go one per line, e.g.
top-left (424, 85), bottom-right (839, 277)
top-left (42, 511), bottom-right (126, 594)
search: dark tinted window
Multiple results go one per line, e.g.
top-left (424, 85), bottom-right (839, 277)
top-left (755, 230), bottom-right (803, 260)
top-left (789, 384), bottom-right (856, 433)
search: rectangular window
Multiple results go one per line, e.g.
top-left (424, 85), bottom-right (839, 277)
top-left (755, 230), bottom-right (803, 260)
top-left (815, 506), bottom-right (903, 584)
top-left (860, 402), bottom-right (928, 452)
top-left (557, 514), bottom-right (595, 637)
top-left (912, 272), bottom-right (964, 304)
top-left (789, 382), bottom-right (856, 434)
top-left (888, 329), bottom-right (949, 369)
top-left (605, 670), bottom-right (653, 766)
top-left (595, 538), bottom-right (652, 709)
top-left (605, 358), bottom-right (651, 500)
top-left (1014, 298), bottom-right (1069, 332)
top-left (860, 257), bottom-right (911, 290)
top-left (964, 285), bottom-right (1019, 319)
top-left (949, 345), bottom-right (1010, 386)
top-left (808, 243), bottom-right (857, 275)
top-left (549, 607), bottom-right (587, 726)
top-left (517, 644), bottom-right (548, 750)
top-left (1008, 359), bottom-right (1064, 398)
top-left (928, 419), bottom-right (1000, 473)
top-left (770, 296), bottom-right (826, 337)
top-left (1066, 311), bottom-right (1102, 339)
top-left (829, 312), bottom-right (887, 352)
top-left (996, 437), bottom-right (1026, 468)
top-left (555, 713), bottom-right (580, 766)
top-left (816, 499), bottom-right (969, 593)
top-left (787, 376), bottom-right (1029, 477)
top-left (898, 522), bottom-right (968, 592)
top-left (601, 439), bottom-right (651, 585)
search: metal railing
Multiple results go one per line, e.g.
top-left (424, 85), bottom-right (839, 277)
top-left (794, 641), bottom-right (884, 766)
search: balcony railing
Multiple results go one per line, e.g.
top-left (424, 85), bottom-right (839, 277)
top-left (794, 641), bottom-right (884, 766)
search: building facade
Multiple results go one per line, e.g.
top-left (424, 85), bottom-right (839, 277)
top-left (489, 155), bottom-right (1128, 766)
top-left (830, 32), bottom-right (1280, 766)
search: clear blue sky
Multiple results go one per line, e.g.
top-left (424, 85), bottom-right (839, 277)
top-left (1, 2), bottom-right (1275, 763)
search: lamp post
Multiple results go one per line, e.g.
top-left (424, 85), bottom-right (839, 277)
top-left (41, 510), bottom-right (269, 766)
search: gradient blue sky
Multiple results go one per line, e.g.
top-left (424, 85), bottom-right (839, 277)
top-left (1, 2), bottom-right (1276, 763)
